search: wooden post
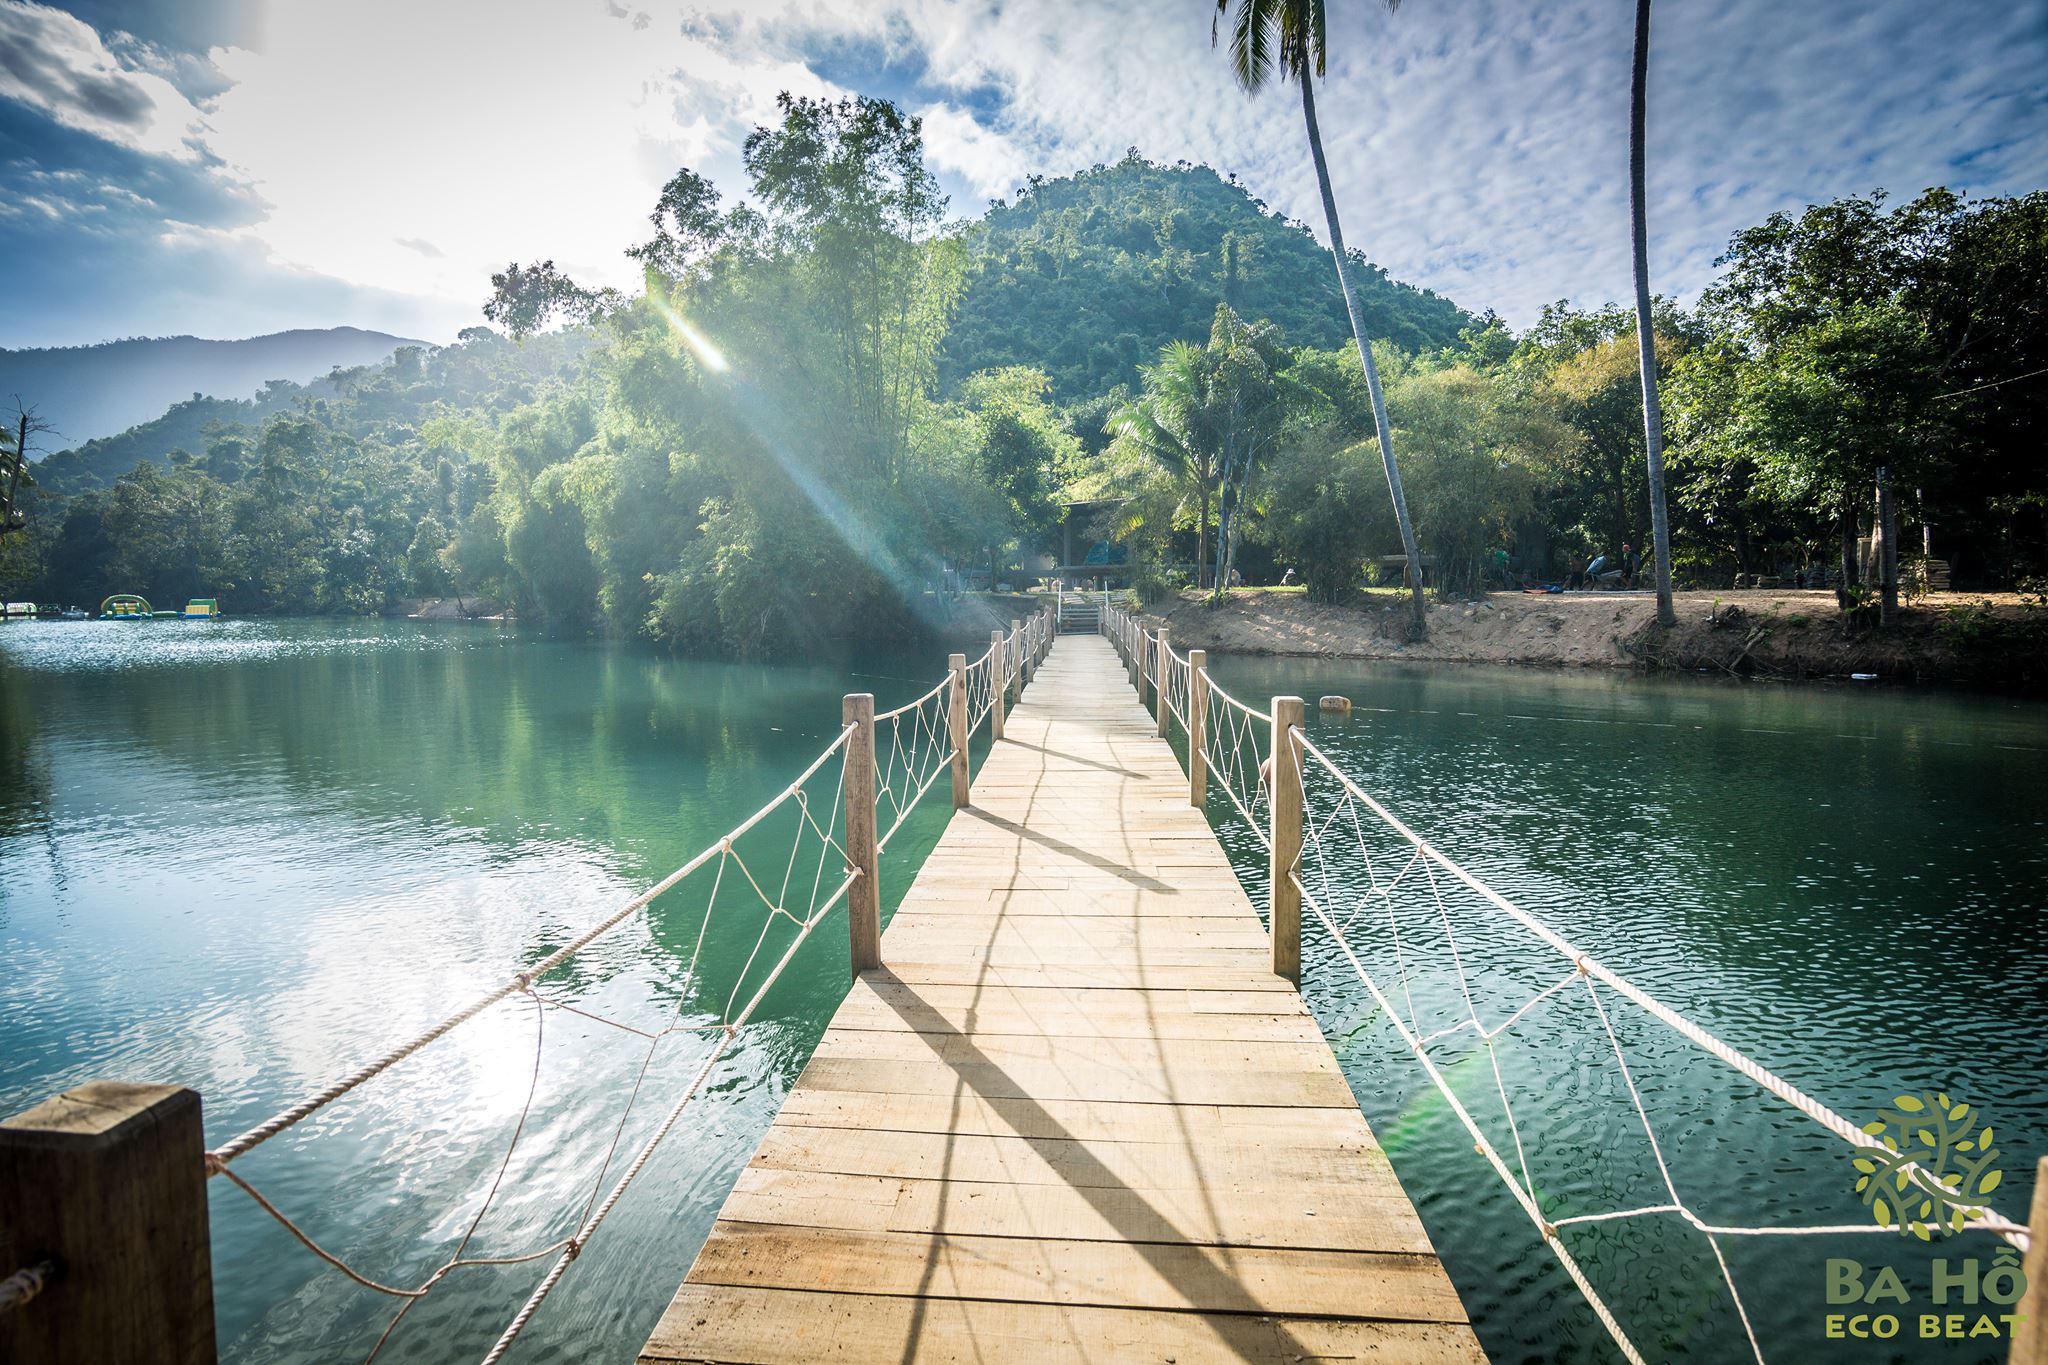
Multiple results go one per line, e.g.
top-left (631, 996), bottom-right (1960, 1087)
top-left (989, 630), bottom-right (1006, 742)
top-left (1021, 620), bottom-right (1033, 688)
top-left (2014, 1156), bottom-right (2048, 1365)
top-left (1188, 649), bottom-right (1208, 808)
top-left (948, 654), bottom-right (970, 807)
top-left (0, 1082), bottom-right (216, 1365)
top-left (842, 694), bottom-right (880, 972)
top-left (1129, 622), bottom-right (1141, 688)
top-left (1154, 626), bottom-right (1172, 737)
top-left (1270, 696), bottom-right (1305, 982)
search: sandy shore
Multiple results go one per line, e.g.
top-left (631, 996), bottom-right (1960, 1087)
top-left (1130, 587), bottom-right (2047, 688)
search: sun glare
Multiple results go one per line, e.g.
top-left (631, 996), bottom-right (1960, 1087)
top-left (652, 297), bottom-right (729, 373)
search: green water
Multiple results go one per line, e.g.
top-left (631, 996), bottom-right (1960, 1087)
top-left (1, 623), bottom-right (2041, 1363)
top-left (1199, 657), bottom-right (2047, 1365)
top-left (0, 619), bottom-right (970, 1363)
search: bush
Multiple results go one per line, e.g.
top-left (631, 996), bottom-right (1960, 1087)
top-left (1262, 437), bottom-right (1385, 603)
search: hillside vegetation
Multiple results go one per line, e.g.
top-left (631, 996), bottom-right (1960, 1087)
top-left (941, 156), bottom-right (1473, 396)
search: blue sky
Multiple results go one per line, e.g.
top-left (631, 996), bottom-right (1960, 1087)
top-left (2, 0), bottom-right (2044, 349)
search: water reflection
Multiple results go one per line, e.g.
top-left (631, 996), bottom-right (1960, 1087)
top-left (0, 619), bottom-right (962, 1363)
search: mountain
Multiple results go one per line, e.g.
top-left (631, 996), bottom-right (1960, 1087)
top-left (940, 155), bottom-right (1477, 398)
top-left (0, 327), bottom-right (427, 449)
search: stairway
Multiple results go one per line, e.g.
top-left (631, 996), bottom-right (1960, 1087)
top-left (1055, 590), bottom-right (1102, 632)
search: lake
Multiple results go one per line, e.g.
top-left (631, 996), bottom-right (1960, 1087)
top-left (2, 619), bottom-right (2042, 1363)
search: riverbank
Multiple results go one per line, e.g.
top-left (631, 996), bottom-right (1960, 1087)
top-left (1133, 586), bottom-right (2048, 689)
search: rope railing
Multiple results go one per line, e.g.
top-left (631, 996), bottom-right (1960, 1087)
top-left (170, 615), bottom-right (1055, 1365)
top-left (1094, 599), bottom-right (2034, 1363)
top-left (1161, 641), bottom-right (1191, 732)
top-left (1197, 673), bottom-right (1272, 853)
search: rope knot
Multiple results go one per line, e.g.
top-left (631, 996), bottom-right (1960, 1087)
top-left (512, 971), bottom-right (533, 991)
top-left (1574, 956), bottom-right (1590, 977)
top-left (564, 1237), bottom-right (583, 1262)
top-left (1542, 1222), bottom-right (1559, 1240)
top-left (204, 1151), bottom-right (227, 1176)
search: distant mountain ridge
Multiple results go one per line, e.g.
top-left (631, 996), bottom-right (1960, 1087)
top-left (1, 327), bottom-right (428, 448)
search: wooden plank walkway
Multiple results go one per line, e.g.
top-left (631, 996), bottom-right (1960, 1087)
top-left (640, 633), bottom-right (1482, 1364)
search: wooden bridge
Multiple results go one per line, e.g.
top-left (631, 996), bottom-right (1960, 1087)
top-left (638, 633), bottom-right (1482, 1363)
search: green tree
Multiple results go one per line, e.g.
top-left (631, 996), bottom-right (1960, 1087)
top-left (1263, 435), bottom-right (1383, 601)
top-left (406, 514), bottom-right (452, 597)
top-left (1214, 0), bottom-right (1428, 633)
top-left (1107, 342), bottom-right (1219, 587)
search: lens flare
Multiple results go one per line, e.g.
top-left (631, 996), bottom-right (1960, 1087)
top-left (651, 295), bottom-right (728, 372)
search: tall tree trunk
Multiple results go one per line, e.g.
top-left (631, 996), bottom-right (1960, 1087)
top-left (1629, 0), bottom-right (1676, 627)
top-left (1839, 505), bottom-right (1858, 597)
top-left (1876, 468), bottom-right (1898, 626)
top-left (1299, 71), bottom-right (1426, 636)
top-left (1198, 483), bottom-right (1211, 590)
top-left (2, 413), bottom-right (28, 537)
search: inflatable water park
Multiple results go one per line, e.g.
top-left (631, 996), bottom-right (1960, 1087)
top-left (96, 595), bottom-right (225, 620)
top-left (2, 595), bottom-right (226, 621)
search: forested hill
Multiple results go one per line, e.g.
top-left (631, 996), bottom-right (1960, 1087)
top-left (940, 157), bottom-right (1476, 397)
top-left (1, 327), bottom-right (425, 447)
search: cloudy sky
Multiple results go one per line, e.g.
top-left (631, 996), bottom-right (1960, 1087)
top-left (2, 0), bottom-right (2044, 349)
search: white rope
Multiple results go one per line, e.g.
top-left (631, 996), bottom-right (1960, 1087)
top-left (1292, 729), bottom-right (2028, 1251)
top-left (1260, 722), bottom-right (2032, 1365)
top-left (1292, 871), bottom-right (1649, 1365)
top-left (208, 723), bottom-right (856, 1168)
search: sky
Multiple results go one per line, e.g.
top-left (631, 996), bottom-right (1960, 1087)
top-left (1, 0), bottom-right (2044, 350)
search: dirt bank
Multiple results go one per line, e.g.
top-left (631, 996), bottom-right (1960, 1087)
top-left (1135, 587), bottom-right (2048, 689)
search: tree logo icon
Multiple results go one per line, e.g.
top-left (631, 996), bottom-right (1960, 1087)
top-left (1854, 1092), bottom-right (2003, 1239)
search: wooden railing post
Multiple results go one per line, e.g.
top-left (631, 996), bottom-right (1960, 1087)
top-left (1188, 649), bottom-right (1208, 808)
top-left (841, 694), bottom-right (880, 972)
top-left (989, 630), bottom-right (1006, 742)
top-left (1154, 626), bottom-right (1172, 737)
top-left (1128, 622), bottom-right (1141, 688)
top-left (1270, 696), bottom-right (1305, 982)
top-left (948, 654), bottom-right (970, 807)
top-left (2015, 1155), bottom-right (2048, 1365)
top-left (0, 1082), bottom-right (216, 1365)
top-left (1006, 625), bottom-right (1019, 704)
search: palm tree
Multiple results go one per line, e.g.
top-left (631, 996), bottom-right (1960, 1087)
top-left (1215, 0), bottom-right (1426, 635)
top-left (1629, 0), bottom-right (1677, 626)
top-left (1108, 341), bottom-right (1219, 588)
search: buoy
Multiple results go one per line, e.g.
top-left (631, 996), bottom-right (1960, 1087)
top-left (1317, 696), bottom-right (1352, 714)
top-left (1850, 673), bottom-right (1877, 682)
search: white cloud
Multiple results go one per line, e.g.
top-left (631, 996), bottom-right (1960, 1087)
top-left (193, 0), bottom-right (840, 323)
top-left (0, 0), bottom-right (211, 160)
top-left (916, 102), bottom-right (1032, 203)
top-left (5, 0), bottom-right (2044, 342)
top-left (749, 0), bottom-right (2048, 324)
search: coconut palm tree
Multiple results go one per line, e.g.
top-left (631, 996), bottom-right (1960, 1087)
top-left (1629, 0), bottom-right (1677, 626)
top-left (1214, 0), bottom-right (1426, 634)
top-left (1108, 341), bottom-right (1219, 588)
